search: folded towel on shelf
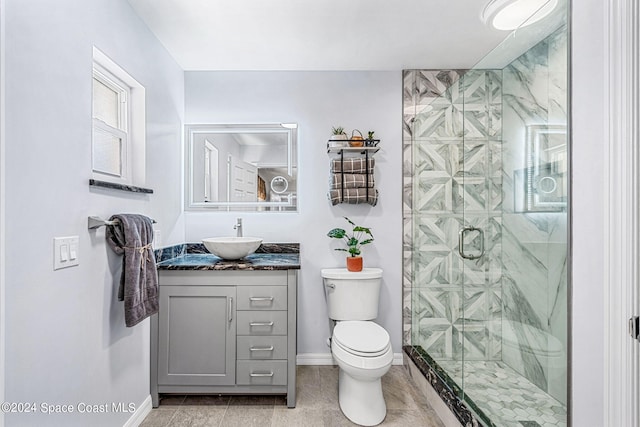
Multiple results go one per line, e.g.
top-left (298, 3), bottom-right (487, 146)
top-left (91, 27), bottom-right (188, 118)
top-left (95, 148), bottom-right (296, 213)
top-left (331, 157), bottom-right (375, 174)
top-left (328, 188), bottom-right (379, 206)
top-left (330, 173), bottom-right (375, 189)
top-left (106, 214), bottom-right (158, 327)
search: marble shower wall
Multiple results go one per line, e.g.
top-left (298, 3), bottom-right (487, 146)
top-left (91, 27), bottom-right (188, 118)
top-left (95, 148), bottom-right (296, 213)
top-left (403, 69), bottom-right (503, 362)
top-left (402, 70), bottom-right (466, 347)
top-left (501, 27), bottom-right (568, 404)
top-left (403, 26), bottom-right (568, 404)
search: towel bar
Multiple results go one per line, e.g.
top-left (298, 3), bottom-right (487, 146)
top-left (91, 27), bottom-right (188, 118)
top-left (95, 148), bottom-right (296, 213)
top-left (88, 216), bottom-right (157, 230)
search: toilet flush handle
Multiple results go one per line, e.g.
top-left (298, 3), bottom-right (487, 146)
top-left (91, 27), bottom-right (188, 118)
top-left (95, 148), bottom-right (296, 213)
top-left (325, 283), bottom-right (335, 289)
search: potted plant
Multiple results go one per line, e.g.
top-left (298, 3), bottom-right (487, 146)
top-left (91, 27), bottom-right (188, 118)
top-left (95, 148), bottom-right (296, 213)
top-left (365, 130), bottom-right (378, 147)
top-left (327, 217), bottom-right (374, 272)
top-left (329, 126), bottom-right (348, 148)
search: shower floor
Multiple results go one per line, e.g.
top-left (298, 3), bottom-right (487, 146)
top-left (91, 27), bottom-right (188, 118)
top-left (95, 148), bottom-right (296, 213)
top-left (437, 360), bottom-right (567, 427)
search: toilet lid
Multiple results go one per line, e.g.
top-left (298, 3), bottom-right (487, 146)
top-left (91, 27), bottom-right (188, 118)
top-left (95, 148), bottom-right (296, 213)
top-left (333, 321), bottom-right (390, 355)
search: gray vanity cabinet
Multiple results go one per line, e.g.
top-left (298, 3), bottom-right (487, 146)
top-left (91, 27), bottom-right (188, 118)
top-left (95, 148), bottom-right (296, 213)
top-left (151, 269), bottom-right (297, 408)
top-left (157, 285), bottom-right (235, 386)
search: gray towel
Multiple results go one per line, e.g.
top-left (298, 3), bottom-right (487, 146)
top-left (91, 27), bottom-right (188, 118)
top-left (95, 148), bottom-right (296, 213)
top-left (328, 188), bottom-right (378, 206)
top-left (330, 173), bottom-right (375, 189)
top-left (106, 214), bottom-right (158, 327)
top-left (331, 158), bottom-right (375, 174)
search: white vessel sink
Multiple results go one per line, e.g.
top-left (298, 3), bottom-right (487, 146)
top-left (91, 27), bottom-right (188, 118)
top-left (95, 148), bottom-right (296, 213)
top-left (202, 237), bottom-right (263, 260)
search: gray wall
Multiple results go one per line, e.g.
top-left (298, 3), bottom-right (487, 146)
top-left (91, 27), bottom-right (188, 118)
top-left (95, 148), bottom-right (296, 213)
top-left (184, 71), bottom-right (403, 356)
top-left (4, 0), bottom-right (184, 425)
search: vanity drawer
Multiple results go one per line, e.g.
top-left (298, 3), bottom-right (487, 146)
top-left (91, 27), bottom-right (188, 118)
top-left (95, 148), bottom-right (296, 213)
top-left (237, 311), bottom-right (287, 335)
top-left (236, 360), bottom-right (287, 386)
top-left (236, 286), bottom-right (287, 311)
top-left (237, 336), bottom-right (287, 360)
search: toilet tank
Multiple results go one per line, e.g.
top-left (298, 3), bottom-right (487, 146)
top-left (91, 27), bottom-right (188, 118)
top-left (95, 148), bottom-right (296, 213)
top-left (321, 268), bottom-right (383, 321)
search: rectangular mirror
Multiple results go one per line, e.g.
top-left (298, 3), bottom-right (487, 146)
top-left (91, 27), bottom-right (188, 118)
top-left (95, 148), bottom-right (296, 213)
top-left (186, 123), bottom-right (298, 211)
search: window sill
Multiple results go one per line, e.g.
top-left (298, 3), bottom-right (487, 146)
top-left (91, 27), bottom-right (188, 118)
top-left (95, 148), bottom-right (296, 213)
top-left (89, 179), bottom-right (153, 194)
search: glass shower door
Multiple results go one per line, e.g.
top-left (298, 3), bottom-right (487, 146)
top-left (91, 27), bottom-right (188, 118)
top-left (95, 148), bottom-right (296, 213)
top-left (456, 69), bottom-right (505, 408)
top-left (407, 4), bottom-right (569, 422)
top-left (457, 17), bottom-right (569, 427)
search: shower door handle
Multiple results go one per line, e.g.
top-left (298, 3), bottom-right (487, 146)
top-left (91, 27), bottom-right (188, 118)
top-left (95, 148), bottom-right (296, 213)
top-left (458, 227), bottom-right (485, 260)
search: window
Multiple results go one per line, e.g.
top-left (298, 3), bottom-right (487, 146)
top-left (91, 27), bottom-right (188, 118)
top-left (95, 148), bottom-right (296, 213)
top-left (92, 47), bottom-right (145, 186)
top-left (92, 66), bottom-right (129, 179)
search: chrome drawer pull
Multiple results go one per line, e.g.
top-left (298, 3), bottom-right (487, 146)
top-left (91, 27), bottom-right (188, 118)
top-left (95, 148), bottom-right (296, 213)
top-left (250, 297), bottom-right (274, 301)
top-left (250, 346), bottom-right (274, 351)
top-left (249, 321), bottom-right (274, 327)
top-left (250, 371), bottom-right (274, 377)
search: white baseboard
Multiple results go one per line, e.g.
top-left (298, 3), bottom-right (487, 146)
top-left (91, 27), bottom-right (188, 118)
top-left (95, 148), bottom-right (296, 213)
top-left (296, 353), bottom-right (404, 366)
top-left (296, 353), bottom-right (335, 365)
top-left (123, 395), bottom-right (152, 427)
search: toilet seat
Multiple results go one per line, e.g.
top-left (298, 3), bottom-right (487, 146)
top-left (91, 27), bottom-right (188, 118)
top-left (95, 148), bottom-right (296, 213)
top-left (333, 321), bottom-right (390, 357)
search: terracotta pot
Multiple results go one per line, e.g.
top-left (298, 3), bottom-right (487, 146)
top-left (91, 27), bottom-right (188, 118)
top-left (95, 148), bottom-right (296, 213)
top-left (346, 256), bottom-right (363, 272)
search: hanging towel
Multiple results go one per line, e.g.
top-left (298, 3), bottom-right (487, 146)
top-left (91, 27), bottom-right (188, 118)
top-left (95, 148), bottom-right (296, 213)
top-left (328, 188), bottom-right (379, 206)
top-left (331, 157), bottom-right (375, 174)
top-left (106, 214), bottom-right (158, 327)
top-left (329, 173), bottom-right (375, 189)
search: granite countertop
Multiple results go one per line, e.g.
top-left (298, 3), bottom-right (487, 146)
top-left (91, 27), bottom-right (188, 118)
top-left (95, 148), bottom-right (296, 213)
top-left (156, 243), bottom-right (300, 271)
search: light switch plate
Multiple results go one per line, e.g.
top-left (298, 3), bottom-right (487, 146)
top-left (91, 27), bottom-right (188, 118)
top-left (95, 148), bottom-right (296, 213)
top-left (54, 236), bottom-right (79, 270)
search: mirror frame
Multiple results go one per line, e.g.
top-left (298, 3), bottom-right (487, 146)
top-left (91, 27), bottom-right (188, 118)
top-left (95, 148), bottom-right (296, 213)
top-left (185, 123), bottom-right (298, 211)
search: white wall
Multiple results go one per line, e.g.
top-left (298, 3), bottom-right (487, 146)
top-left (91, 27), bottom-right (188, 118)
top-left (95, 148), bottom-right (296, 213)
top-left (184, 71), bottom-right (403, 355)
top-left (571, 0), bottom-right (607, 425)
top-left (4, 0), bottom-right (184, 425)
top-left (0, 0), bottom-right (6, 424)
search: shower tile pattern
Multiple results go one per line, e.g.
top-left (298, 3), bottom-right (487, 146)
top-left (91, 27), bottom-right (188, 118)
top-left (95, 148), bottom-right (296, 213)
top-left (403, 69), bottom-right (503, 363)
top-left (438, 360), bottom-right (566, 427)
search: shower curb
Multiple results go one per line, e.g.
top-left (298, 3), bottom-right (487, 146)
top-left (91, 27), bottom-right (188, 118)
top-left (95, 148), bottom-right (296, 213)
top-left (403, 345), bottom-right (488, 427)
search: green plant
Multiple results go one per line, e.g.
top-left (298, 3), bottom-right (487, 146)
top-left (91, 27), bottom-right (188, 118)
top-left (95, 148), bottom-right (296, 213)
top-left (327, 217), bottom-right (374, 257)
top-left (331, 126), bottom-right (345, 135)
top-left (367, 130), bottom-right (375, 140)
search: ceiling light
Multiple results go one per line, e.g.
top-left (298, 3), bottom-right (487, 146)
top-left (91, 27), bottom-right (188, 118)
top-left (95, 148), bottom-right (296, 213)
top-left (481, 0), bottom-right (558, 31)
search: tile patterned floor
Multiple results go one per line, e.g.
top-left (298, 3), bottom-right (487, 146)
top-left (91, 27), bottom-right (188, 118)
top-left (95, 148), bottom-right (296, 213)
top-left (437, 360), bottom-right (567, 427)
top-left (141, 365), bottom-right (445, 427)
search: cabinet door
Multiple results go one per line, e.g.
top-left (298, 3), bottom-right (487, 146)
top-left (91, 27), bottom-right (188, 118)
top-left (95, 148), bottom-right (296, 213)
top-left (158, 286), bottom-right (236, 386)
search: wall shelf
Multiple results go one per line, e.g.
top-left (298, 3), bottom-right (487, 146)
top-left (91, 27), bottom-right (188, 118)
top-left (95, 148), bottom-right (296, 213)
top-left (327, 143), bottom-right (380, 206)
top-left (326, 143), bottom-right (380, 154)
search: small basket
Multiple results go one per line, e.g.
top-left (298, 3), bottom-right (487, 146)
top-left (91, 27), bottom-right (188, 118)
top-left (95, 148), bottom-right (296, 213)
top-left (349, 129), bottom-right (364, 147)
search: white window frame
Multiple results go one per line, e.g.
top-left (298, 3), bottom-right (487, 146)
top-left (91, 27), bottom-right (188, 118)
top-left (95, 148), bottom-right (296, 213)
top-left (92, 65), bottom-right (130, 180)
top-left (91, 47), bottom-right (145, 186)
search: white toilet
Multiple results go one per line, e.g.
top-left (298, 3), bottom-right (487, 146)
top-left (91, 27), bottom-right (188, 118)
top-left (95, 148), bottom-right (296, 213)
top-left (321, 268), bottom-right (393, 426)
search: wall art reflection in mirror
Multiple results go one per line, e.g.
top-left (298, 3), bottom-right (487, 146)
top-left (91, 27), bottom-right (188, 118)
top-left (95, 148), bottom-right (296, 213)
top-left (186, 123), bottom-right (298, 211)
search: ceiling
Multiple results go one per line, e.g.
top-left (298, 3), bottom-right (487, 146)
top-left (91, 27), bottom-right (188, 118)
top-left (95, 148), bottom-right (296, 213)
top-left (125, 0), bottom-right (515, 71)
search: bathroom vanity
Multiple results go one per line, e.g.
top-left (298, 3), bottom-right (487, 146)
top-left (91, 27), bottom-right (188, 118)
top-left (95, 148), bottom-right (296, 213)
top-left (150, 244), bottom-right (299, 408)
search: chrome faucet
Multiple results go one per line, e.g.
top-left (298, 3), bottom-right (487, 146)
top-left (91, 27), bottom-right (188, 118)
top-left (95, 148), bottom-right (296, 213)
top-left (234, 218), bottom-right (243, 237)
